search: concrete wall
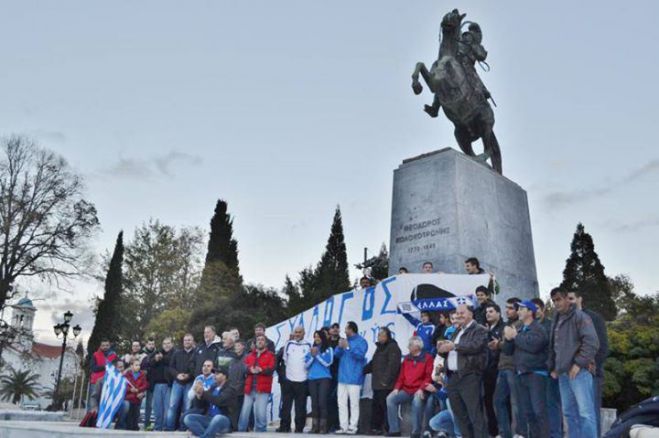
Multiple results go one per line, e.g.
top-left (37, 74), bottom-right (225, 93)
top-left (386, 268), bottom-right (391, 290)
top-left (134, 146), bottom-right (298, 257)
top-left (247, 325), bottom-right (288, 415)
top-left (389, 148), bottom-right (539, 301)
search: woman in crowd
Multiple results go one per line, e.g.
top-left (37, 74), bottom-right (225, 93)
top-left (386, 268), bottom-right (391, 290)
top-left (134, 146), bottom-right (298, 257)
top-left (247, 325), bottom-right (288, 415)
top-left (305, 329), bottom-right (334, 434)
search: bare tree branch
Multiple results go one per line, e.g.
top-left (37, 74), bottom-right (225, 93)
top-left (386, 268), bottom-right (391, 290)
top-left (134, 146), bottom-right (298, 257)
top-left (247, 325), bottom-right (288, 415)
top-left (0, 135), bottom-right (99, 310)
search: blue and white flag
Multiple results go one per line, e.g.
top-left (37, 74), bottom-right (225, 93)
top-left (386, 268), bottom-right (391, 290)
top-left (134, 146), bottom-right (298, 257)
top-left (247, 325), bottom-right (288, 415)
top-left (96, 363), bottom-right (127, 429)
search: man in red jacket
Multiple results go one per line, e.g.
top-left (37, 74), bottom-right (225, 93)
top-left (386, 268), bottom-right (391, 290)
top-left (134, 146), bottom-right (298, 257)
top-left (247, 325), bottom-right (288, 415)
top-left (88, 339), bottom-right (118, 417)
top-left (238, 335), bottom-right (275, 432)
top-left (90, 340), bottom-right (118, 385)
top-left (386, 336), bottom-right (434, 438)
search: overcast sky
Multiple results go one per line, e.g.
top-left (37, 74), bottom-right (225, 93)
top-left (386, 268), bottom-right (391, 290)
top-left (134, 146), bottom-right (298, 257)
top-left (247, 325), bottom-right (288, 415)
top-left (1, 0), bottom-right (657, 344)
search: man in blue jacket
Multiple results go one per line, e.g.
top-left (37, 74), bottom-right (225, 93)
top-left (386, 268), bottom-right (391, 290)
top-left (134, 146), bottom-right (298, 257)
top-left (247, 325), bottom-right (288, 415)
top-left (334, 321), bottom-right (368, 435)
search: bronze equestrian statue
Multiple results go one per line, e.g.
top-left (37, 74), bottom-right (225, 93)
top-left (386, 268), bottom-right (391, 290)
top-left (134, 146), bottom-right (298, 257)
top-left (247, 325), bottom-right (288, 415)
top-left (412, 9), bottom-right (503, 174)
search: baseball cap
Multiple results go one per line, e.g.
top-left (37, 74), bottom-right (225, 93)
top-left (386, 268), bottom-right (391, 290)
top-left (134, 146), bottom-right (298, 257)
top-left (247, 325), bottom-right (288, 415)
top-left (518, 300), bottom-right (538, 313)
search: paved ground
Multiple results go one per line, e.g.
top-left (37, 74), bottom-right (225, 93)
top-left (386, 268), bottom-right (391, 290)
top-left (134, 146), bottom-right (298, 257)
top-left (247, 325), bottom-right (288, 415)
top-left (0, 421), bottom-right (378, 438)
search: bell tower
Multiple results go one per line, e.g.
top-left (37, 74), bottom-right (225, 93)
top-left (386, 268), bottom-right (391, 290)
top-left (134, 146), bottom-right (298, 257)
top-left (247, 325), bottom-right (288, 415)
top-left (11, 293), bottom-right (36, 349)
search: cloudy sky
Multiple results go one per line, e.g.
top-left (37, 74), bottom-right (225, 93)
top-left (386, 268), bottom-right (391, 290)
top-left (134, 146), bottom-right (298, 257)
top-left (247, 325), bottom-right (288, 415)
top-left (1, 0), bottom-right (657, 344)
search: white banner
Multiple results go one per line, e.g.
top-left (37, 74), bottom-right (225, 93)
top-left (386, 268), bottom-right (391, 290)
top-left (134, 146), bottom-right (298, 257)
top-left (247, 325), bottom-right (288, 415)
top-left (265, 273), bottom-right (489, 422)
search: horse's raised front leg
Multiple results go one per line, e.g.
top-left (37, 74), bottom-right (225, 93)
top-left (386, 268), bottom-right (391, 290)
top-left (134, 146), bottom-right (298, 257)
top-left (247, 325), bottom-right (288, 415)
top-left (412, 62), bottom-right (433, 95)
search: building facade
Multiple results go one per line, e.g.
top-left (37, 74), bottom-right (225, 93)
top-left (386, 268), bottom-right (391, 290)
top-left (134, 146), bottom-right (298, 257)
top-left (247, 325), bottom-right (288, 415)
top-left (0, 297), bottom-right (80, 409)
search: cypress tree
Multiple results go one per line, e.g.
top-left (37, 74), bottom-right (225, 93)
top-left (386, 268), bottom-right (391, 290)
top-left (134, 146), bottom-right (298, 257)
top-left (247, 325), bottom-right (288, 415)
top-left (204, 199), bottom-right (239, 274)
top-left (87, 231), bottom-right (124, 357)
top-left (560, 223), bottom-right (617, 320)
top-left (190, 200), bottom-right (242, 335)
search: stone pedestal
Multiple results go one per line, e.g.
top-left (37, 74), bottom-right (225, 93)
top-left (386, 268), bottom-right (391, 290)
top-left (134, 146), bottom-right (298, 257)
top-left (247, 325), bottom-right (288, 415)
top-left (388, 148), bottom-right (539, 301)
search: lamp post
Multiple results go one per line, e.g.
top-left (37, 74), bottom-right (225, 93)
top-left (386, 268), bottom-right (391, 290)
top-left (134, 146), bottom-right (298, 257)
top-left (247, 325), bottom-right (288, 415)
top-left (53, 311), bottom-right (81, 410)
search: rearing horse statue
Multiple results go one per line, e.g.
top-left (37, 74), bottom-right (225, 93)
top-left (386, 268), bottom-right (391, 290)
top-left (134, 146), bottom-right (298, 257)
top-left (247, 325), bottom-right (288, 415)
top-left (412, 9), bottom-right (503, 174)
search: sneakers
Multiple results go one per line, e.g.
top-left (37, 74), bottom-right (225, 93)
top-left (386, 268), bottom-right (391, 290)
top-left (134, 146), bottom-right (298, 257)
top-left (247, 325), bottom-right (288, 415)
top-left (423, 431), bottom-right (433, 438)
top-left (346, 429), bottom-right (358, 435)
top-left (335, 429), bottom-right (348, 435)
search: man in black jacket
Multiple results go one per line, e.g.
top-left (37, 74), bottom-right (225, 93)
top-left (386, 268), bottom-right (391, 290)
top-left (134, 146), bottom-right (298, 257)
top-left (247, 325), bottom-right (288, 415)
top-left (145, 337), bottom-right (174, 431)
top-left (568, 290), bottom-right (609, 437)
top-left (503, 300), bottom-right (549, 438)
top-left (184, 367), bottom-right (235, 437)
top-left (166, 333), bottom-right (196, 431)
top-left (473, 286), bottom-right (494, 326)
top-left (438, 304), bottom-right (488, 438)
top-left (363, 327), bottom-right (402, 434)
top-left (193, 326), bottom-right (222, 376)
top-left (483, 302), bottom-right (504, 437)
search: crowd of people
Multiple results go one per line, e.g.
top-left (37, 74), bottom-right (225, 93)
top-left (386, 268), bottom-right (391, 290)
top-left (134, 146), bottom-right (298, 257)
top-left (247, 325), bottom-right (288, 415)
top-left (85, 258), bottom-right (609, 438)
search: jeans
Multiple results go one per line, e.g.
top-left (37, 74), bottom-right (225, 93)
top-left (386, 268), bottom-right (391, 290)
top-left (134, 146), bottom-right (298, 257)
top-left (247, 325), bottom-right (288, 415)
top-left (238, 391), bottom-right (269, 432)
top-left (594, 374), bottom-right (604, 437)
top-left (423, 393), bottom-right (441, 432)
top-left (516, 373), bottom-right (548, 438)
top-left (280, 380), bottom-right (308, 432)
top-left (386, 390), bottom-right (424, 435)
top-left (558, 369), bottom-right (597, 438)
top-left (144, 388), bottom-right (153, 428)
top-left (371, 389), bottom-right (391, 432)
top-left (546, 376), bottom-right (563, 438)
top-left (494, 369), bottom-right (521, 438)
top-left (184, 413), bottom-right (231, 438)
top-left (429, 401), bottom-right (461, 437)
top-left (166, 381), bottom-right (192, 431)
top-left (309, 378), bottom-right (331, 420)
top-left (338, 383), bottom-right (361, 432)
top-left (152, 383), bottom-right (170, 431)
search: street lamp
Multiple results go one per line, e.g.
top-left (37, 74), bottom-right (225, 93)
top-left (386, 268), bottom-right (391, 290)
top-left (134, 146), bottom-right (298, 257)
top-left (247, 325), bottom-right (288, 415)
top-left (52, 311), bottom-right (81, 410)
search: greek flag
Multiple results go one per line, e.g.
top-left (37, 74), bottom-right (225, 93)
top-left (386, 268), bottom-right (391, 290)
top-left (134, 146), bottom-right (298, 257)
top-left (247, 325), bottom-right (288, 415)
top-left (96, 363), bottom-right (127, 429)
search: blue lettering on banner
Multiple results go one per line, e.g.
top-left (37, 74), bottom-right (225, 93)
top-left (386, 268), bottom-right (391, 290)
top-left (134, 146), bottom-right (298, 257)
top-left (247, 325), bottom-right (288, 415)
top-left (274, 323), bottom-right (286, 349)
top-left (337, 291), bottom-right (354, 325)
top-left (308, 305), bottom-right (319, 333)
top-left (361, 286), bottom-right (375, 321)
top-left (322, 297), bottom-right (334, 327)
top-left (380, 277), bottom-right (398, 315)
top-left (385, 322), bottom-right (397, 340)
top-left (370, 325), bottom-right (379, 343)
top-left (288, 313), bottom-right (305, 332)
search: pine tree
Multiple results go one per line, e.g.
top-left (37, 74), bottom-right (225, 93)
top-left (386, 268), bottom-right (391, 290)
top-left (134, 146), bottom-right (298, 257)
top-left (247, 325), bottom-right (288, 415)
top-left (284, 206), bottom-right (351, 313)
top-left (312, 206), bottom-right (350, 301)
top-left (283, 274), bottom-right (304, 315)
top-left (560, 223), bottom-right (617, 320)
top-left (87, 231), bottom-right (124, 357)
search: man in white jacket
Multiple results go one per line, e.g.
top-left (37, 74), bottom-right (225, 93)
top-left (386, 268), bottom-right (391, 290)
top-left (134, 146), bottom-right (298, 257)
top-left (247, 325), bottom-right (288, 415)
top-left (279, 326), bottom-right (312, 433)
